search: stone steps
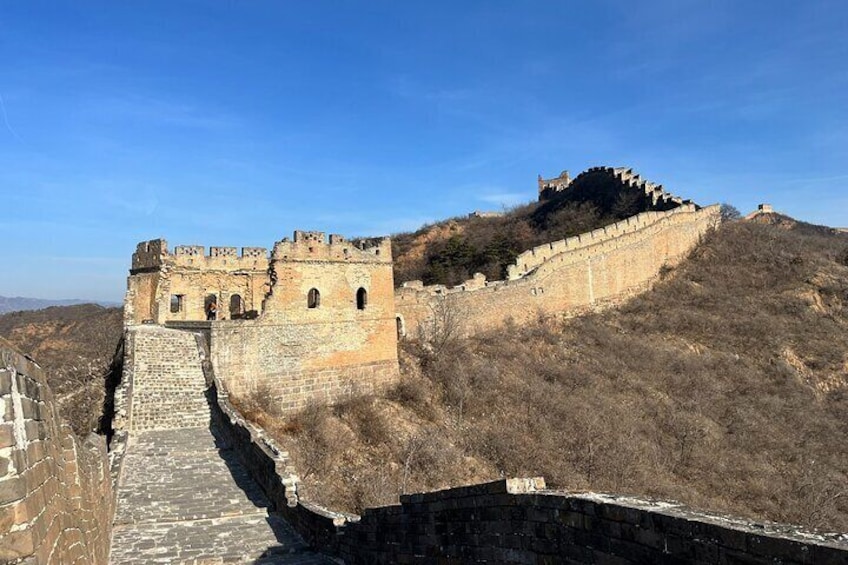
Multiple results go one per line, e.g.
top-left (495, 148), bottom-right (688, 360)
top-left (129, 326), bottom-right (211, 431)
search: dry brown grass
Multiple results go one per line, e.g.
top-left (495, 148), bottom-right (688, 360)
top-left (239, 220), bottom-right (848, 532)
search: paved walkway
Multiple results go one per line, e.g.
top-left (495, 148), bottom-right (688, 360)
top-left (110, 327), bottom-right (332, 564)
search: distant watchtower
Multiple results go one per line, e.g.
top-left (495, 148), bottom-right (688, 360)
top-left (538, 170), bottom-right (572, 201)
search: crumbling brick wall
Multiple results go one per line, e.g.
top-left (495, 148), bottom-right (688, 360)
top-left (0, 338), bottom-right (112, 564)
top-left (124, 239), bottom-right (270, 325)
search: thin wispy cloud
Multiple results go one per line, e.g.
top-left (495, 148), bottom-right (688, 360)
top-left (0, 93), bottom-right (23, 141)
top-left (45, 256), bottom-right (125, 265)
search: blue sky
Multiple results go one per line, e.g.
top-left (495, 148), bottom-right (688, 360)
top-left (1, 1), bottom-right (846, 301)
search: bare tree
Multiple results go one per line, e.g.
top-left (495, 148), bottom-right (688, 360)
top-left (720, 203), bottom-right (741, 222)
top-left (417, 297), bottom-right (466, 357)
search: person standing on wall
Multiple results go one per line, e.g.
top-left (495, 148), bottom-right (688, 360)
top-left (206, 300), bottom-right (217, 321)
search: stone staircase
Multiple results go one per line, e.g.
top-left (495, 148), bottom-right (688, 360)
top-left (111, 326), bottom-right (332, 564)
top-left (129, 326), bottom-right (211, 431)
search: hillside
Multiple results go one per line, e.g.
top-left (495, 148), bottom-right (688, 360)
top-left (238, 218), bottom-right (848, 533)
top-left (0, 304), bottom-right (124, 434)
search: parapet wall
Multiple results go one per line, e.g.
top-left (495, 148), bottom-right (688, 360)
top-left (538, 166), bottom-right (691, 210)
top-left (396, 204), bottom-right (721, 337)
top-left (130, 238), bottom-right (270, 271)
top-left (209, 389), bottom-right (848, 564)
top-left (0, 338), bottom-right (112, 564)
top-left (335, 479), bottom-right (848, 564)
top-left (271, 231), bottom-right (391, 263)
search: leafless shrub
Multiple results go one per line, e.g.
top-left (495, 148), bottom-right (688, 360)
top-left (233, 382), bottom-right (280, 421)
top-left (388, 377), bottom-right (426, 405)
top-left (417, 298), bottom-right (466, 358)
top-left (333, 394), bottom-right (390, 446)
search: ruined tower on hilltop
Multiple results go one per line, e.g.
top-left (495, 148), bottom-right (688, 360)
top-left (124, 230), bottom-right (400, 412)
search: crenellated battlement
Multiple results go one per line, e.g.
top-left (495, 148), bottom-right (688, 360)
top-left (271, 230), bottom-right (392, 263)
top-left (508, 203), bottom-right (703, 279)
top-left (131, 239), bottom-right (270, 272)
top-left (539, 165), bottom-right (692, 210)
top-left (538, 170), bottom-right (572, 200)
top-left (398, 204), bottom-right (715, 299)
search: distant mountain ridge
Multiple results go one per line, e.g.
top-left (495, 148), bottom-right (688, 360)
top-left (0, 295), bottom-right (120, 315)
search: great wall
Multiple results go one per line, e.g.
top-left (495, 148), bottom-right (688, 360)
top-left (2, 166), bottom-right (847, 563)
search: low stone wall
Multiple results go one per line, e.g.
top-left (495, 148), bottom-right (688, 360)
top-left (335, 478), bottom-right (847, 564)
top-left (202, 356), bottom-right (354, 550)
top-left (205, 368), bottom-right (848, 564)
top-left (0, 338), bottom-right (112, 564)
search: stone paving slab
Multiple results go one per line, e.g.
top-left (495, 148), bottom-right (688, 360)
top-left (115, 427), bottom-right (270, 525)
top-left (130, 326), bottom-right (211, 431)
top-left (111, 426), bottom-right (333, 564)
top-left (110, 513), bottom-right (331, 564)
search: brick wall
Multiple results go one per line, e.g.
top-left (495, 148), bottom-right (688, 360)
top-left (396, 204), bottom-right (720, 338)
top-left (208, 234), bottom-right (400, 414)
top-left (210, 317), bottom-right (399, 414)
top-left (334, 479), bottom-right (847, 564)
top-left (124, 232), bottom-right (401, 413)
top-left (0, 338), bottom-right (112, 564)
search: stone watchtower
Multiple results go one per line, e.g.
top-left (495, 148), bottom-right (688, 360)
top-left (124, 230), bottom-right (400, 414)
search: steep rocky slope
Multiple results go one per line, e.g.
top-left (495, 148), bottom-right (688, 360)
top-left (241, 218), bottom-right (848, 533)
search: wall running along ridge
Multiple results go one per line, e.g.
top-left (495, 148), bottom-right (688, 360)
top-left (396, 203), bottom-right (721, 337)
top-left (0, 338), bottom-right (112, 564)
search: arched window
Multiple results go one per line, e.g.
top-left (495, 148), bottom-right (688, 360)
top-left (229, 294), bottom-right (242, 318)
top-left (396, 315), bottom-right (406, 339)
top-left (356, 287), bottom-right (367, 310)
top-left (307, 288), bottom-right (320, 309)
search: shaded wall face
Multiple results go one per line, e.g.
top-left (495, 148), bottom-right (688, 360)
top-left (0, 339), bottom-right (112, 564)
top-left (332, 479), bottom-right (847, 564)
top-left (211, 261), bottom-right (399, 412)
top-left (125, 271), bottom-right (159, 325)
